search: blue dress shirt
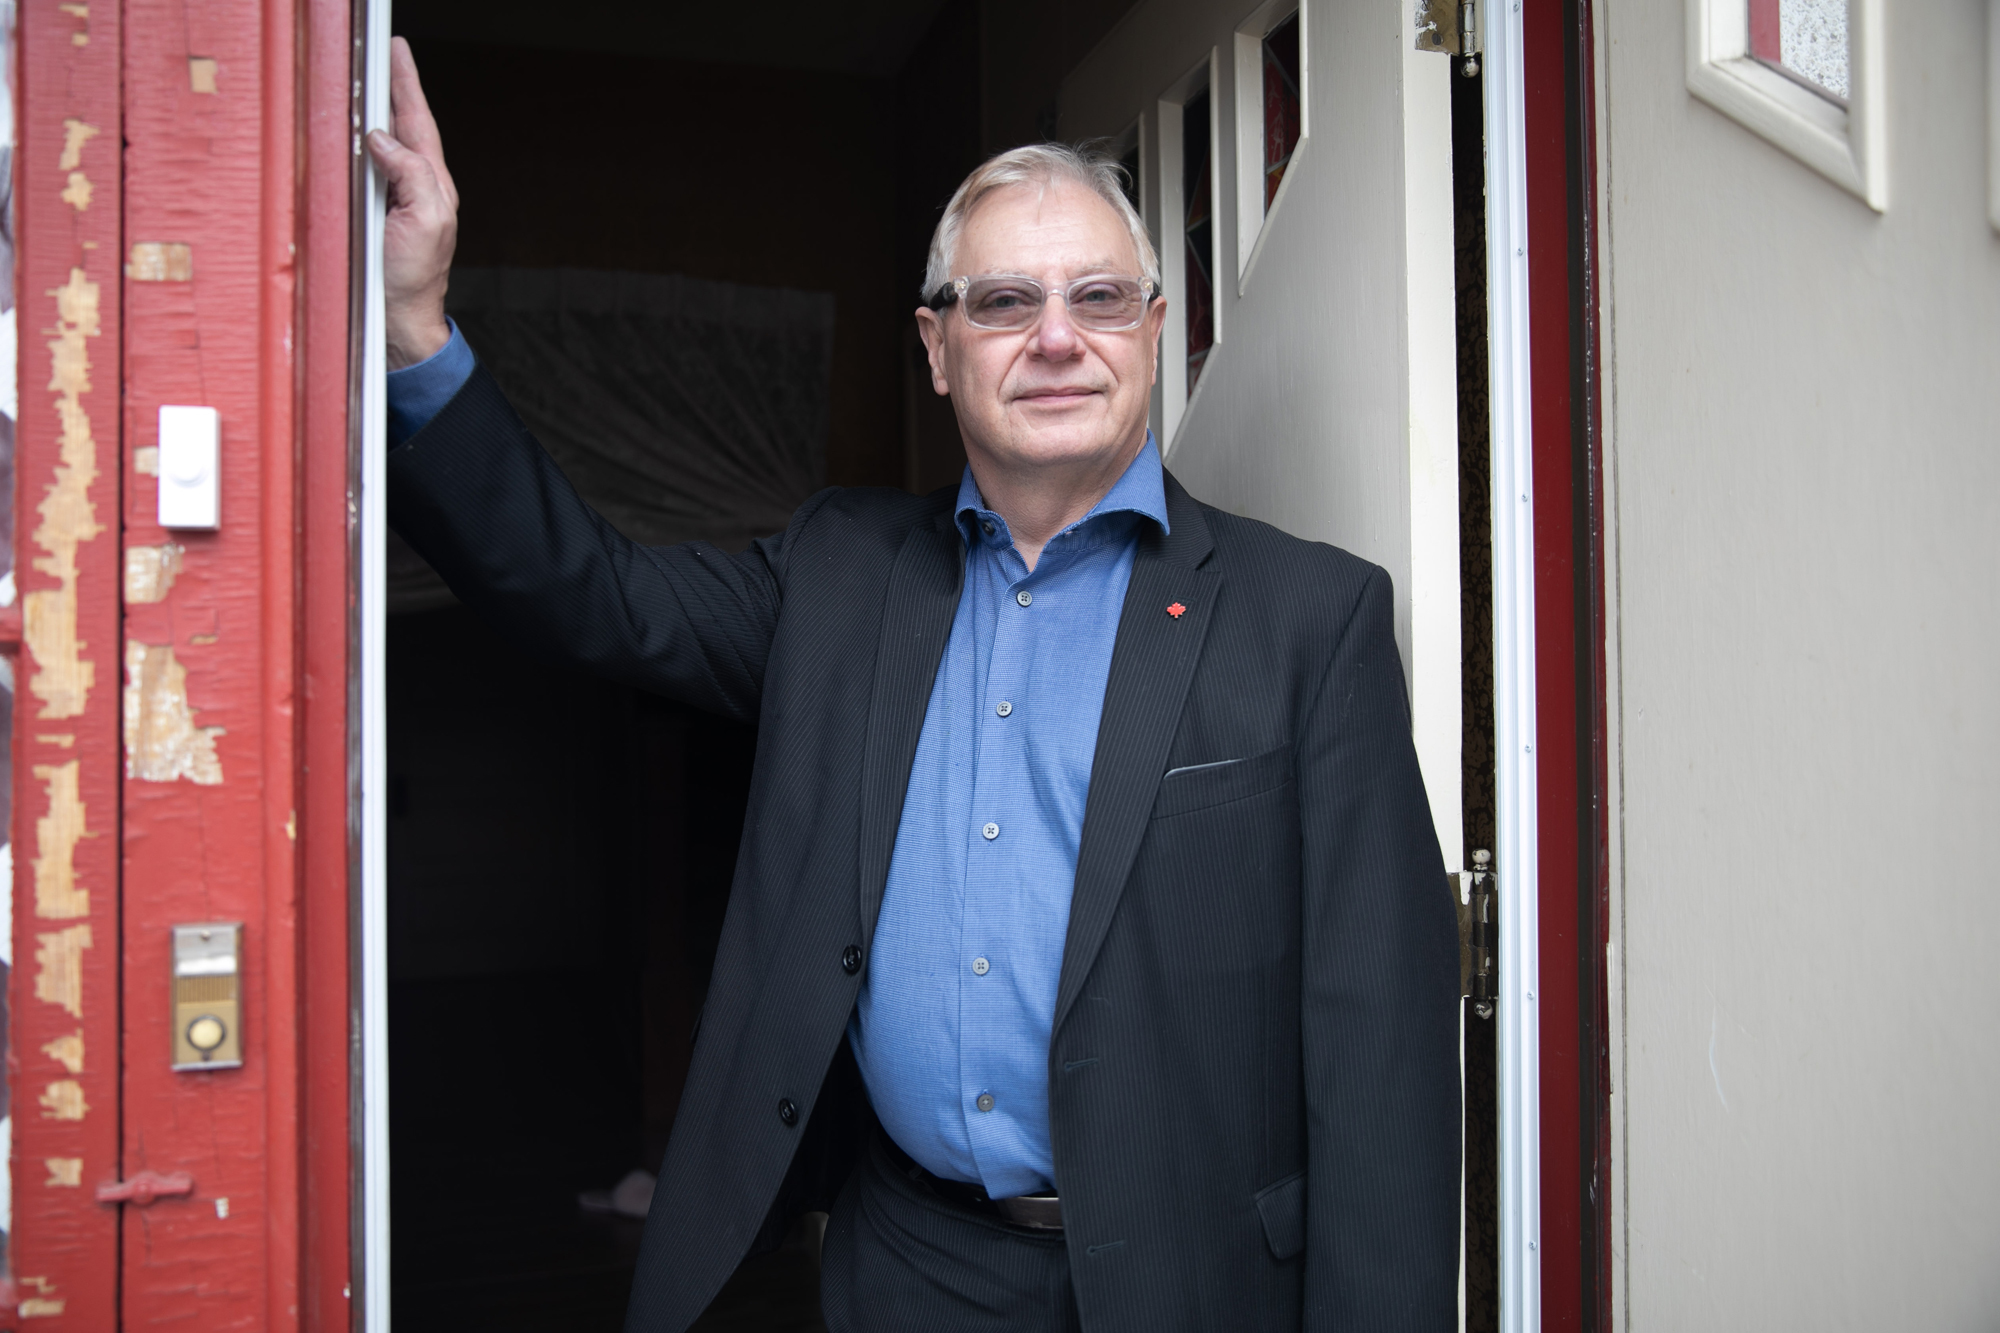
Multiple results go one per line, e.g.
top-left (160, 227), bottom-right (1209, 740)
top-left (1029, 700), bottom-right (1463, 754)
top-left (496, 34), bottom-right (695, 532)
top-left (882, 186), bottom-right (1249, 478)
top-left (853, 446), bottom-right (1167, 1199)
top-left (385, 318), bottom-right (475, 448)
top-left (384, 328), bottom-right (1169, 1200)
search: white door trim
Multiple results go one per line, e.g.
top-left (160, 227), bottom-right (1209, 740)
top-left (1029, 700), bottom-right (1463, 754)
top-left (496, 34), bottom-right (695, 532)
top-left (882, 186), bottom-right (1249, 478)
top-left (359, 0), bottom-right (393, 1326)
top-left (1483, 3), bottom-right (1543, 1330)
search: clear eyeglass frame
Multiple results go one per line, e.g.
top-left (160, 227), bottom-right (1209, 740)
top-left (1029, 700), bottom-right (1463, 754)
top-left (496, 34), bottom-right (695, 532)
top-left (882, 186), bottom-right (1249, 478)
top-left (936, 273), bottom-right (1160, 333)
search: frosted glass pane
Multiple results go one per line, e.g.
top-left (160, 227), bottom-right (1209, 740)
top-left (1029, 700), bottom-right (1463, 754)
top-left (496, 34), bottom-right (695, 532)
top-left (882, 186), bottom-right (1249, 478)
top-left (1749, 0), bottom-right (1849, 102)
top-left (1779, 0), bottom-right (1847, 98)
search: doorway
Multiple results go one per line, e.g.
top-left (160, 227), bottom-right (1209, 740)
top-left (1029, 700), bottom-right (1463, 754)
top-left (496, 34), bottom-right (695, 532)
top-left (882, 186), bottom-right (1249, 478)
top-left (375, 1), bottom-right (1141, 1326)
top-left (368, 0), bottom-right (1512, 1326)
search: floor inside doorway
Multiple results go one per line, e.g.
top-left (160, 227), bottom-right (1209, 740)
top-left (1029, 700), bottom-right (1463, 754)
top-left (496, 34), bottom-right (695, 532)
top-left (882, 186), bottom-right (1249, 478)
top-left (389, 1002), bottom-right (825, 1331)
top-left (387, 607), bottom-right (818, 1329)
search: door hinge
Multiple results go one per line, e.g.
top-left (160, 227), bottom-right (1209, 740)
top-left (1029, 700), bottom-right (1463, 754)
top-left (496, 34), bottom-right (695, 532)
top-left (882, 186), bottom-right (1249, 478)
top-left (1464, 844), bottom-right (1496, 1012)
top-left (1415, 0), bottom-right (1483, 74)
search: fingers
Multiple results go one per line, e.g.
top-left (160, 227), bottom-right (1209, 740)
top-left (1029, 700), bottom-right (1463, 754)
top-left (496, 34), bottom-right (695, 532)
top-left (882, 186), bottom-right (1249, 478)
top-left (364, 129), bottom-right (443, 212)
top-left (387, 37), bottom-right (458, 211)
top-left (370, 35), bottom-right (461, 366)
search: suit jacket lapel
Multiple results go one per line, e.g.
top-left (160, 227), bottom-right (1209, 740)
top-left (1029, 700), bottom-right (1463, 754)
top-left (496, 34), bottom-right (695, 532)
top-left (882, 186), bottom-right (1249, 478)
top-left (856, 509), bottom-right (965, 948)
top-left (1054, 473), bottom-right (1217, 1031)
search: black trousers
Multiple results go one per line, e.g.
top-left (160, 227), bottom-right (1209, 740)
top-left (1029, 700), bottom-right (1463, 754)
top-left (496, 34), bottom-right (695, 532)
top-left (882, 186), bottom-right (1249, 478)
top-left (820, 1133), bottom-right (1083, 1333)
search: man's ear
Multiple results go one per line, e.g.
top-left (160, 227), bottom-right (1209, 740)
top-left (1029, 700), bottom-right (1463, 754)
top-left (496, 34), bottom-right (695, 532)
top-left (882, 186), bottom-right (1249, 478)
top-left (914, 307), bottom-right (952, 398)
top-left (1146, 296), bottom-right (1169, 387)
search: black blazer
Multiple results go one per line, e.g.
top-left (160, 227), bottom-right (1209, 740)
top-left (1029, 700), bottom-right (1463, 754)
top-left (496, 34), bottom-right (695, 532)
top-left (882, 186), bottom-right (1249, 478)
top-left (388, 365), bottom-right (1461, 1332)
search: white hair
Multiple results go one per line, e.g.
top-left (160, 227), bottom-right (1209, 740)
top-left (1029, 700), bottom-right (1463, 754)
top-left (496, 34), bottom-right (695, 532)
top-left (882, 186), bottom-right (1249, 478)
top-left (922, 143), bottom-right (1162, 302)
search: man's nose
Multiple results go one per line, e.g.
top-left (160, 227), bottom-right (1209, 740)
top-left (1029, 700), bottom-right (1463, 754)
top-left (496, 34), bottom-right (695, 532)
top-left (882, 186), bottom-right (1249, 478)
top-left (1029, 294), bottom-right (1082, 360)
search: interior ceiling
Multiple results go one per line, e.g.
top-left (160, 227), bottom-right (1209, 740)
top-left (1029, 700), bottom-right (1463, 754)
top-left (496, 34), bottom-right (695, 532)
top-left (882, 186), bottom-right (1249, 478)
top-left (393, 0), bottom-right (956, 77)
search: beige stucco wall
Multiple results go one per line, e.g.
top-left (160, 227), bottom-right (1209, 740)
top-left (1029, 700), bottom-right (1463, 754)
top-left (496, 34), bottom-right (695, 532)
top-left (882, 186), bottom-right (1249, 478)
top-left (1599, 0), bottom-right (2000, 1326)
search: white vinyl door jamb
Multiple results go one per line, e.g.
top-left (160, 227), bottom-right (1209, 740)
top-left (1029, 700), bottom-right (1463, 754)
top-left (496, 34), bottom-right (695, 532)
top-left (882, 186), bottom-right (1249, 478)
top-left (359, 0), bottom-right (393, 1326)
top-left (1483, 2), bottom-right (1541, 1330)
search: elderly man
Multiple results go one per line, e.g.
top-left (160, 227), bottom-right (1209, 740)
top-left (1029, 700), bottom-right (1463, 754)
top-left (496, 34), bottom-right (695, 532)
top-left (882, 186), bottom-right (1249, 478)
top-left (369, 36), bottom-right (1458, 1333)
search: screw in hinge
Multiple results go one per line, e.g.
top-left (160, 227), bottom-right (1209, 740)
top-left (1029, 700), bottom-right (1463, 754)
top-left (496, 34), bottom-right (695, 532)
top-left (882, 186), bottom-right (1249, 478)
top-left (1470, 849), bottom-right (1496, 1018)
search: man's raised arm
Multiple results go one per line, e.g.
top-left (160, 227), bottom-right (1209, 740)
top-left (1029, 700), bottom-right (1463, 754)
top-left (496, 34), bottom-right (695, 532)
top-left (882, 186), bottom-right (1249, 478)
top-left (364, 39), bottom-right (795, 723)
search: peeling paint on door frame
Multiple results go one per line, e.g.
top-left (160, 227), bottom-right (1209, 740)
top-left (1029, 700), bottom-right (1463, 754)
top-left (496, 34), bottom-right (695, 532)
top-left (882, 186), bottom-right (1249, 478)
top-left (122, 640), bottom-right (225, 784)
top-left (25, 264), bottom-right (105, 720)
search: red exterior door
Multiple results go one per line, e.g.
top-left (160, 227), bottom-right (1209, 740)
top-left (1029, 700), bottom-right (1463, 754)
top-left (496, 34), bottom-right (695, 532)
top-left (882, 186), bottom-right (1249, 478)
top-left (8, 0), bottom-right (355, 1326)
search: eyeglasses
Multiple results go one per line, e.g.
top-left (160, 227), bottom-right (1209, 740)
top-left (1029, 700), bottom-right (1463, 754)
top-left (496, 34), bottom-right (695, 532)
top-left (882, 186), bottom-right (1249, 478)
top-left (931, 274), bottom-right (1159, 332)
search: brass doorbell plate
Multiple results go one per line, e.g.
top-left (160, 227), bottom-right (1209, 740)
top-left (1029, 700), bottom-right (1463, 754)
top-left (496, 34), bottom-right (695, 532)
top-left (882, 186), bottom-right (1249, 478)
top-left (172, 922), bottom-right (243, 1070)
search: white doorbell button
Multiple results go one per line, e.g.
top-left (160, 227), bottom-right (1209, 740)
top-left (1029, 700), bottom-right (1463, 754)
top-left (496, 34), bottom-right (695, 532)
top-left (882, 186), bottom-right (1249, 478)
top-left (157, 405), bottom-right (220, 530)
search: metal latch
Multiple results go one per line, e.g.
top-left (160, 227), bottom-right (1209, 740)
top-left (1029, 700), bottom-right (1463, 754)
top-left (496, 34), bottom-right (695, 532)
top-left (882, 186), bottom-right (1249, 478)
top-left (96, 1170), bottom-right (194, 1206)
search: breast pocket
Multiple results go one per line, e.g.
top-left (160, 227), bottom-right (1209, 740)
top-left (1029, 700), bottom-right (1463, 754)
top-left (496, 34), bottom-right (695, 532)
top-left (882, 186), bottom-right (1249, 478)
top-left (1152, 744), bottom-right (1292, 820)
top-left (1133, 742), bottom-right (1301, 984)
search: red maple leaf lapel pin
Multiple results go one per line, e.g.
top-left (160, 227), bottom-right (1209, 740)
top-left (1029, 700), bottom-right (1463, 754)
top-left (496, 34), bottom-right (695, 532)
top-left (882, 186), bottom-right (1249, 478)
top-left (1166, 601), bottom-right (1187, 619)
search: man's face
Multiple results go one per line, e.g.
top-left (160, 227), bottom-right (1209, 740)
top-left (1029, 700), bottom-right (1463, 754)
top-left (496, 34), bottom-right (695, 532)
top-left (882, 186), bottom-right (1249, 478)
top-left (916, 180), bottom-right (1169, 482)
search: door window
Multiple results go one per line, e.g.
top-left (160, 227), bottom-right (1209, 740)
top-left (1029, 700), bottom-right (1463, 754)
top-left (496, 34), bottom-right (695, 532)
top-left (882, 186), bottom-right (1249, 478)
top-left (1686, 0), bottom-right (1883, 209)
top-left (1260, 12), bottom-right (1302, 206)
top-left (1182, 88), bottom-right (1215, 390)
top-left (1232, 1), bottom-right (1307, 279)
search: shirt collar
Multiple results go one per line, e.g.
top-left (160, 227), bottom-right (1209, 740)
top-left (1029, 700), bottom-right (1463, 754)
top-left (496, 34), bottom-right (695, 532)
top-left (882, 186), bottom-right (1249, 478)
top-left (954, 431), bottom-right (1171, 553)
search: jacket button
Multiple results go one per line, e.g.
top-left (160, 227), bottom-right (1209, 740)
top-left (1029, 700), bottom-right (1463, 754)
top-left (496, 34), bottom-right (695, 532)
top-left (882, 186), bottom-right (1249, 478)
top-left (778, 1098), bottom-right (798, 1127)
top-left (841, 945), bottom-right (863, 975)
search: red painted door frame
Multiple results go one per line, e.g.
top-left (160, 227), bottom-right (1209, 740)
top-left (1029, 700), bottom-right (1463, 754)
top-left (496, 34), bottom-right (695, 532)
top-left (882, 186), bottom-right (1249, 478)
top-left (9, 0), bottom-right (355, 1326)
top-left (1523, 0), bottom-right (1611, 1328)
top-left (9, 0), bottom-right (125, 1321)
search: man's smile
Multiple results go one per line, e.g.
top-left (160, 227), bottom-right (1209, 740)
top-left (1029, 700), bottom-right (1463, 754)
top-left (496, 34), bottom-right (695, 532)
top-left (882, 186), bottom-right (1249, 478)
top-left (1013, 385), bottom-right (1101, 404)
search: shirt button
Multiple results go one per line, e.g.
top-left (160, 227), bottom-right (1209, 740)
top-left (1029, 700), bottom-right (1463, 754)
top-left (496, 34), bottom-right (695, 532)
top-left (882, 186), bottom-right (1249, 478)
top-left (976, 1093), bottom-right (996, 1113)
top-left (1016, 589), bottom-right (1032, 607)
top-left (996, 700), bottom-right (1013, 717)
top-left (972, 957), bottom-right (990, 975)
top-left (982, 822), bottom-right (999, 840)
top-left (982, 521), bottom-right (995, 535)
top-left (777, 1098), bottom-right (798, 1127)
top-left (841, 945), bottom-right (863, 975)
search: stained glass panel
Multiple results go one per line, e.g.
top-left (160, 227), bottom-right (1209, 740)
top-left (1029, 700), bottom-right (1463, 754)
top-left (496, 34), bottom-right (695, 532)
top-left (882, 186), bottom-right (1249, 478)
top-left (1263, 11), bottom-right (1302, 209)
top-left (1183, 88), bottom-right (1214, 390)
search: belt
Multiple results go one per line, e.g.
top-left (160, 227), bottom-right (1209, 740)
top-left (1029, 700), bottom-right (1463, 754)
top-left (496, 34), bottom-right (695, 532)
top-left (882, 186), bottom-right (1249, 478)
top-left (879, 1130), bottom-right (1065, 1232)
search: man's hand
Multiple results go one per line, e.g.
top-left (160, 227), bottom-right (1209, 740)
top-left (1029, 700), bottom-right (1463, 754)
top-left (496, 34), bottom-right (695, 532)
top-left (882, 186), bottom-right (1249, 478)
top-left (365, 37), bottom-right (459, 370)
